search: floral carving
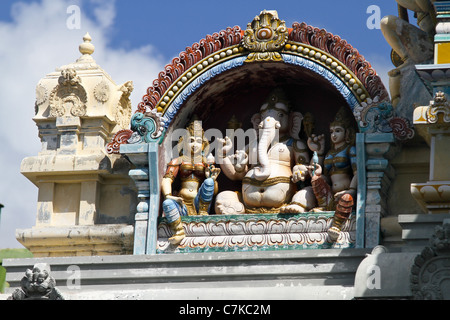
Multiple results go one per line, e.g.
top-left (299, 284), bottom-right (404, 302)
top-left (93, 80), bottom-right (111, 103)
top-left (156, 214), bottom-right (356, 253)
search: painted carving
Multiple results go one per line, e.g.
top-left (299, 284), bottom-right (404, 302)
top-left (106, 108), bottom-right (165, 154)
top-left (157, 213), bottom-right (356, 253)
top-left (8, 263), bottom-right (64, 300)
top-left (306, 107), bottom-right (358, 240)
top-left (215, 88), bottom-right (315, 215)
top-left (49, 68), bottom-right (87, 118)
top-left (161, 119), bottom-right (220, 245)
top-left (427, 91), bottom-right (450, 124)
top-left (356, 97), bottom-right (414, 140)
top-left (289, 22), bottom-right (389, 102)
top-left (242, 10), bottom-right (288, 63)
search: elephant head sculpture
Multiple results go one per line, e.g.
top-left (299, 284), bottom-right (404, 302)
top-left (249, 88), bottom-right (304, 181)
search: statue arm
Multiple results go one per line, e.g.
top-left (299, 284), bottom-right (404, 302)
top-left (161, 158), bottom-right (181, 198)
top-left (219, 153), bottom-right (248, 181)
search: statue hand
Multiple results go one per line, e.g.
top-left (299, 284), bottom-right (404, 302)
top-left (307, 134), bottom-right (325, 155)
top-left (206, 165), bottom-right (221, 180)
top-left (307, 163), bottom-right (322, 177)
top-left (292, 164), bottom-right (309, 183)
top-left (218, 136), bottom-right (233, 156)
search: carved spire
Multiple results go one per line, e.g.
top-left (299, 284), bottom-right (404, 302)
top-left (79, 32), bottom-right (95, 56)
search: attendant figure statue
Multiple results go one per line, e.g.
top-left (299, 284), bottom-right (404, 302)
top-left (161, 119), bottom-right (220, 245)
top-left (307, 107), bottom-right (358, 240)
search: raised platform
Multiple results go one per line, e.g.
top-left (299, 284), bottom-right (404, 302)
top-left (3, 248), bottom-right (369, 300)
top-left (157, 213), bottom-right (356, 253)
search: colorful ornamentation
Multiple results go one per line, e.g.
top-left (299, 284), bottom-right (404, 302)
top-left (156, 213), bottom-right (356, 253)
top-left (242, 10), bottom-right (288, 63)
top-left (288, 22), bottom-right (389, 102)
top-left (427, 91), bottom-right (450, 124)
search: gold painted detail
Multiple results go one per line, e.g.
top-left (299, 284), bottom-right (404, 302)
top-left (282, 41), bottom-right (370, 103)
top-left (427, 91), bottom-right (450, 124)
top-left (242, 10), bottom-right (288, 63)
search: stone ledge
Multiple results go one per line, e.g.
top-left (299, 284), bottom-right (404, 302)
top-left (16, 224), bottom-right (134, 257)
top-left (3, 248), bottom-right (369, 300)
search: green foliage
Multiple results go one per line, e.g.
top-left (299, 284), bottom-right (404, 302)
top-left (0, 266), bottom-right (6, 293)
top-left (0, 248), bottom-right (33, 264)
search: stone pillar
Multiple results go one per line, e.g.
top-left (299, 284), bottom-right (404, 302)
top-left (18, 34), bottom-right (136, 257)
top-left (363, 133), bottom-right (396, 248)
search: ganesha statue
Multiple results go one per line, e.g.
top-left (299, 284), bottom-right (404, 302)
top-left (215, 88), bottom-right (317, 214)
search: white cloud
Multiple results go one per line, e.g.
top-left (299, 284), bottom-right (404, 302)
top-left (0, 0), bottom-right (165, 248)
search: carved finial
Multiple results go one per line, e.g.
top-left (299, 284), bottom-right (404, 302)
top-left (79, 32), bottom-right (95, 56)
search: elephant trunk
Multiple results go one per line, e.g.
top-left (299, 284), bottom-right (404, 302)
top-left (254, 117), bottom-right (280, 181)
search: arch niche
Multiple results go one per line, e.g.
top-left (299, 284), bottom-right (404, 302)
top-left (134, 14), bottom-right (389, 176)
top-left (118, 11), bottom-right (391, 254)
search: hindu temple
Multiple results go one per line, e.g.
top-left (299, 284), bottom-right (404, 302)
top-left (3, 1), bottom-right (450, 300)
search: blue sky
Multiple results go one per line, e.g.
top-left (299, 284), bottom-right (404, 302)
top-left (0, 0), bottom-right (406, 248)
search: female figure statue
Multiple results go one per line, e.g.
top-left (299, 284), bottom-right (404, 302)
top-left (307, 107), bottom-right (357, 240)
top-left (161, 119), bottom-right (220, 245)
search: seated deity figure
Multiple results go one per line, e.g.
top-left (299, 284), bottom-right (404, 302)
top-left (215, 88), bottom-right (317, 215)
top-left (306, 107), bottom-right (358, 240)
top-left (161, 119), bottom-right (220, 245)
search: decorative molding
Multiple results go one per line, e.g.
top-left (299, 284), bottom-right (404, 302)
top-left (49, 68), bottom-right (87, 118)
top-left (411, 220), bottom-right (450, 300)
top-left (288, 22), bottom-right (389, 102)
top-left (156, 213), bottom-right (356, 253)
top-left (135, 18), bottom-right (389, 118)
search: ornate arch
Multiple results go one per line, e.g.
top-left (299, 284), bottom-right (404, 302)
top-left (107, 13), bottom-right (391, 153)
